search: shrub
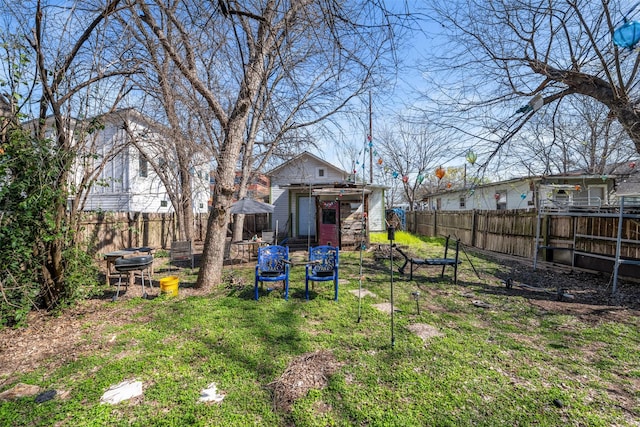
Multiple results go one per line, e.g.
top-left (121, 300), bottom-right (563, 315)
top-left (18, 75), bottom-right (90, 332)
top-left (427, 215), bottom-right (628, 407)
top-left (0, 129), bottom-right (99, 326)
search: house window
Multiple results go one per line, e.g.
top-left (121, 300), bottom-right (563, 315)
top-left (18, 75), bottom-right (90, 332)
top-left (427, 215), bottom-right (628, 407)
top-left (160, 200), bottom-right (168, 207)
top-left (459, 197), bottom-right (466, 208)
top-left (322, 209), bottom-right (336, 224)
top-left (139, 156), bottom-right (148, 177)
top-left (496, 191), bottom-right (507, 210)
top-left (588, 185), bottom-right (606, 206)
top-left (317, 168), bottom-right (325, 178)
top-left (555, 189), bottom-right (570, 206)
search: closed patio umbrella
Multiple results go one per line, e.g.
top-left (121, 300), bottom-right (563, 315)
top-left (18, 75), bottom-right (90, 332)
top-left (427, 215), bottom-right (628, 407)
top-left (230, 197), bottom-right (275, 214)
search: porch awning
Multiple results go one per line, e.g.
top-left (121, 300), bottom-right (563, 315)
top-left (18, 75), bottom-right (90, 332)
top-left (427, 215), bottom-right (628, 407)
top-left (312, 188), bottom-right (371, 196)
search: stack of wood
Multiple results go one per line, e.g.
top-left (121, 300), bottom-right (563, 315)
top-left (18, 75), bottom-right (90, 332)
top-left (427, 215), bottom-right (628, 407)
top-left (340, 212), bottom-right (365, 249)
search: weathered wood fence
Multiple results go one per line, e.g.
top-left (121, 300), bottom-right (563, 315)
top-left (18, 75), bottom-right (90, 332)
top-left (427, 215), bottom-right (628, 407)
top-left (406, 209), bottom-right (640, 275)
top-left (78, 212), bottom-right (210, 255)
top-left (81, 209), bottom-right (640, 277)
top-left (78, 212), bottom-right (271, 255)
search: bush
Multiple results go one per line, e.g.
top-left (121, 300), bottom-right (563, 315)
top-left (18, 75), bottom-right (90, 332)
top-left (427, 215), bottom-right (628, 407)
top-left (0, 129), bottom-right (99, 326)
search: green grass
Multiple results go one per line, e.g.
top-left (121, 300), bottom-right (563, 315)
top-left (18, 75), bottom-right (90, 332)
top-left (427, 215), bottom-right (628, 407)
top-left (1, 232), bottom-right (639, 426)
top-left (370, 230), bottom-right (443, 248)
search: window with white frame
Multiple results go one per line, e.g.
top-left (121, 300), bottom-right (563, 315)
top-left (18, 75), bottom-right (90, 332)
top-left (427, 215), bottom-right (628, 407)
top-left (588, 185), bottom-right (606, 206)
top-left (496, 191), bottom-right (507, 210)
top-left (139, 156), bottom-right (148, 178)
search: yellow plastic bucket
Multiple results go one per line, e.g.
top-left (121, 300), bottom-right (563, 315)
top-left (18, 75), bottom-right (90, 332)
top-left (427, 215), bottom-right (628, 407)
top-left (160, 276), bottom-right (179, 297)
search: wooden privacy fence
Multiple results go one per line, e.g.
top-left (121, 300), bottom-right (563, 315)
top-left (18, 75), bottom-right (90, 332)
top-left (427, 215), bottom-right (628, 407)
top-left (406, 209), bottom-right (640, 269)
top-left (78, 212), bottom-right (209, 255)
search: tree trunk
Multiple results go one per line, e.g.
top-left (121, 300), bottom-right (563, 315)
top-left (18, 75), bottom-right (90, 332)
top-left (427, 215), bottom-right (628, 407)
top-left (232, 143), bottom-right (254, 241)
top-left (616, 106), bottom-right (640, 154)
top-left (232, 213), bottom-right (245, 242)
top-left (179, 168), bottom-right (194, 241)
top-left (42, 164), bottom-right (70, 309)
top-left (196, 124), bottom-right (247, 289)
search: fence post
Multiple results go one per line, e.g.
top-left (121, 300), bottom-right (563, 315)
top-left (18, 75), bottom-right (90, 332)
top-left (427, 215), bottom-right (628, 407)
top-left (471, 209), bottom-right (477, 247)
top-left (411, 210), bottom-right (416, 233)
top-left (433, 210), bottom-right (437, 237)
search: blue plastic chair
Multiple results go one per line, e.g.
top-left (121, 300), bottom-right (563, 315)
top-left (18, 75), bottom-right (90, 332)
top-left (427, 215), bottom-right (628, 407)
top-left (305, 245), bottom-right (339, 301)
top-left (254, 245), bottom-right (290, 300)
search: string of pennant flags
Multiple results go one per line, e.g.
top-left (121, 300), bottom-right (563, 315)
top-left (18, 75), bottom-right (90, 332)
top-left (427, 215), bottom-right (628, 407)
top-left (352, 135), bottom-right (483, 189)
top-left (352, 127), bottom-right (639, 199)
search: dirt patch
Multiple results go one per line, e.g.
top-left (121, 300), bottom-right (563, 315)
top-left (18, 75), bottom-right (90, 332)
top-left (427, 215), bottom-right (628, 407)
top-left (377, 242), bottom-right (640, 317)
top-left (0, 299), bottom-right (145, 386)
top-left (372, 302), bottom-right (395, 314)
top-left (348, 289), bottom-right (377, 298)
top-left (474, 250), bottom-right (640, 312)
top-left (267, 350), bottom-right (342, 412)
top-left (406, 323), bottom-right (444, 342)
top-left (0, 383), bottom-right (41, 401)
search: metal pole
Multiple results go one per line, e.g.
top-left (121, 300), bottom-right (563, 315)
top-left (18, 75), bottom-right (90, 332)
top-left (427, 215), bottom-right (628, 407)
top-left (369, 91), bottom-right (373, 184)
top-left (388, 226), bottom-right (395, 348)
top-left (612, 196), bottom-right (625, 293)
top-left (307, 183), bottom-right (312, 252)
top-left (357, 128), bottom-right (369, 323)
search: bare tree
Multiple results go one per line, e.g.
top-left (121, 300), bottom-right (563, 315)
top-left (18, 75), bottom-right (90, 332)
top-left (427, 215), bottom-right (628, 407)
top-left (490, 95), bottom-right (636, 176)
top-left (126, 0), bottom-right (400, 289)
top-left (419, 1), bottom-right (640, 166)
top-left (0, 0), bottom-right (138, 309)
top-left (123, 13), bottom-right (218, 242)
top-left (375, 120), bottom-right (446, 210)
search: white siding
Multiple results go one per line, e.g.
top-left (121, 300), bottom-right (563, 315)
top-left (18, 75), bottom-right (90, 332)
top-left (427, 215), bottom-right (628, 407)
top-left (430, 181), bottom-right (533, 211)
top-left (369, 189), bottom-right (385, 231)
top-left (72, 111), bottom-right (210, 213)
top-left (271, 156), bottom-right (347, 186)
top-left (271, 185), bottom-right (289, 235)
top-left (81, 194), bottom-right (130, 211)
top-left (268, 152), bottom-right (387, 240)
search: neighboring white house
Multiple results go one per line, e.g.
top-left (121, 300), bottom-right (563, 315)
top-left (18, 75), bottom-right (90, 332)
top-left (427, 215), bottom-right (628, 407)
top-left (64, 109), bottom-right (210, 213)
top-left (422, 163), bottom-right (640, 211)
top-left (425, 177), bottom-right (538, 211)
top-left (267, 151), bottom-right (386, 249)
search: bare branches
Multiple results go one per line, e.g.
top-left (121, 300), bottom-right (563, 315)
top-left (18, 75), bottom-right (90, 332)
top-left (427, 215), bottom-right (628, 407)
top-left (135, 1), bottom-right (230, 127)
top-left (418, 0), bottom-right (640, 173)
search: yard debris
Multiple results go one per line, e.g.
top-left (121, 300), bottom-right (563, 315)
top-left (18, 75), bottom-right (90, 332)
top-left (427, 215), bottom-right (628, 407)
top-left (373, 244), bottom-right (395, 260)
top-left (267, 350), bottom-right (342, 412)
top-left (504, 278), bottom-right (575, 301)
top-left (100, 379), bottom-right (143, 404)
top-left (472, 300), bottom-right (492, 308)
top-left (198, 383), bottom-right (225, 403)
top-left (0, 383), bottom-right (41, 401)
top-left (34, 390), bottom-right (56, 403)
